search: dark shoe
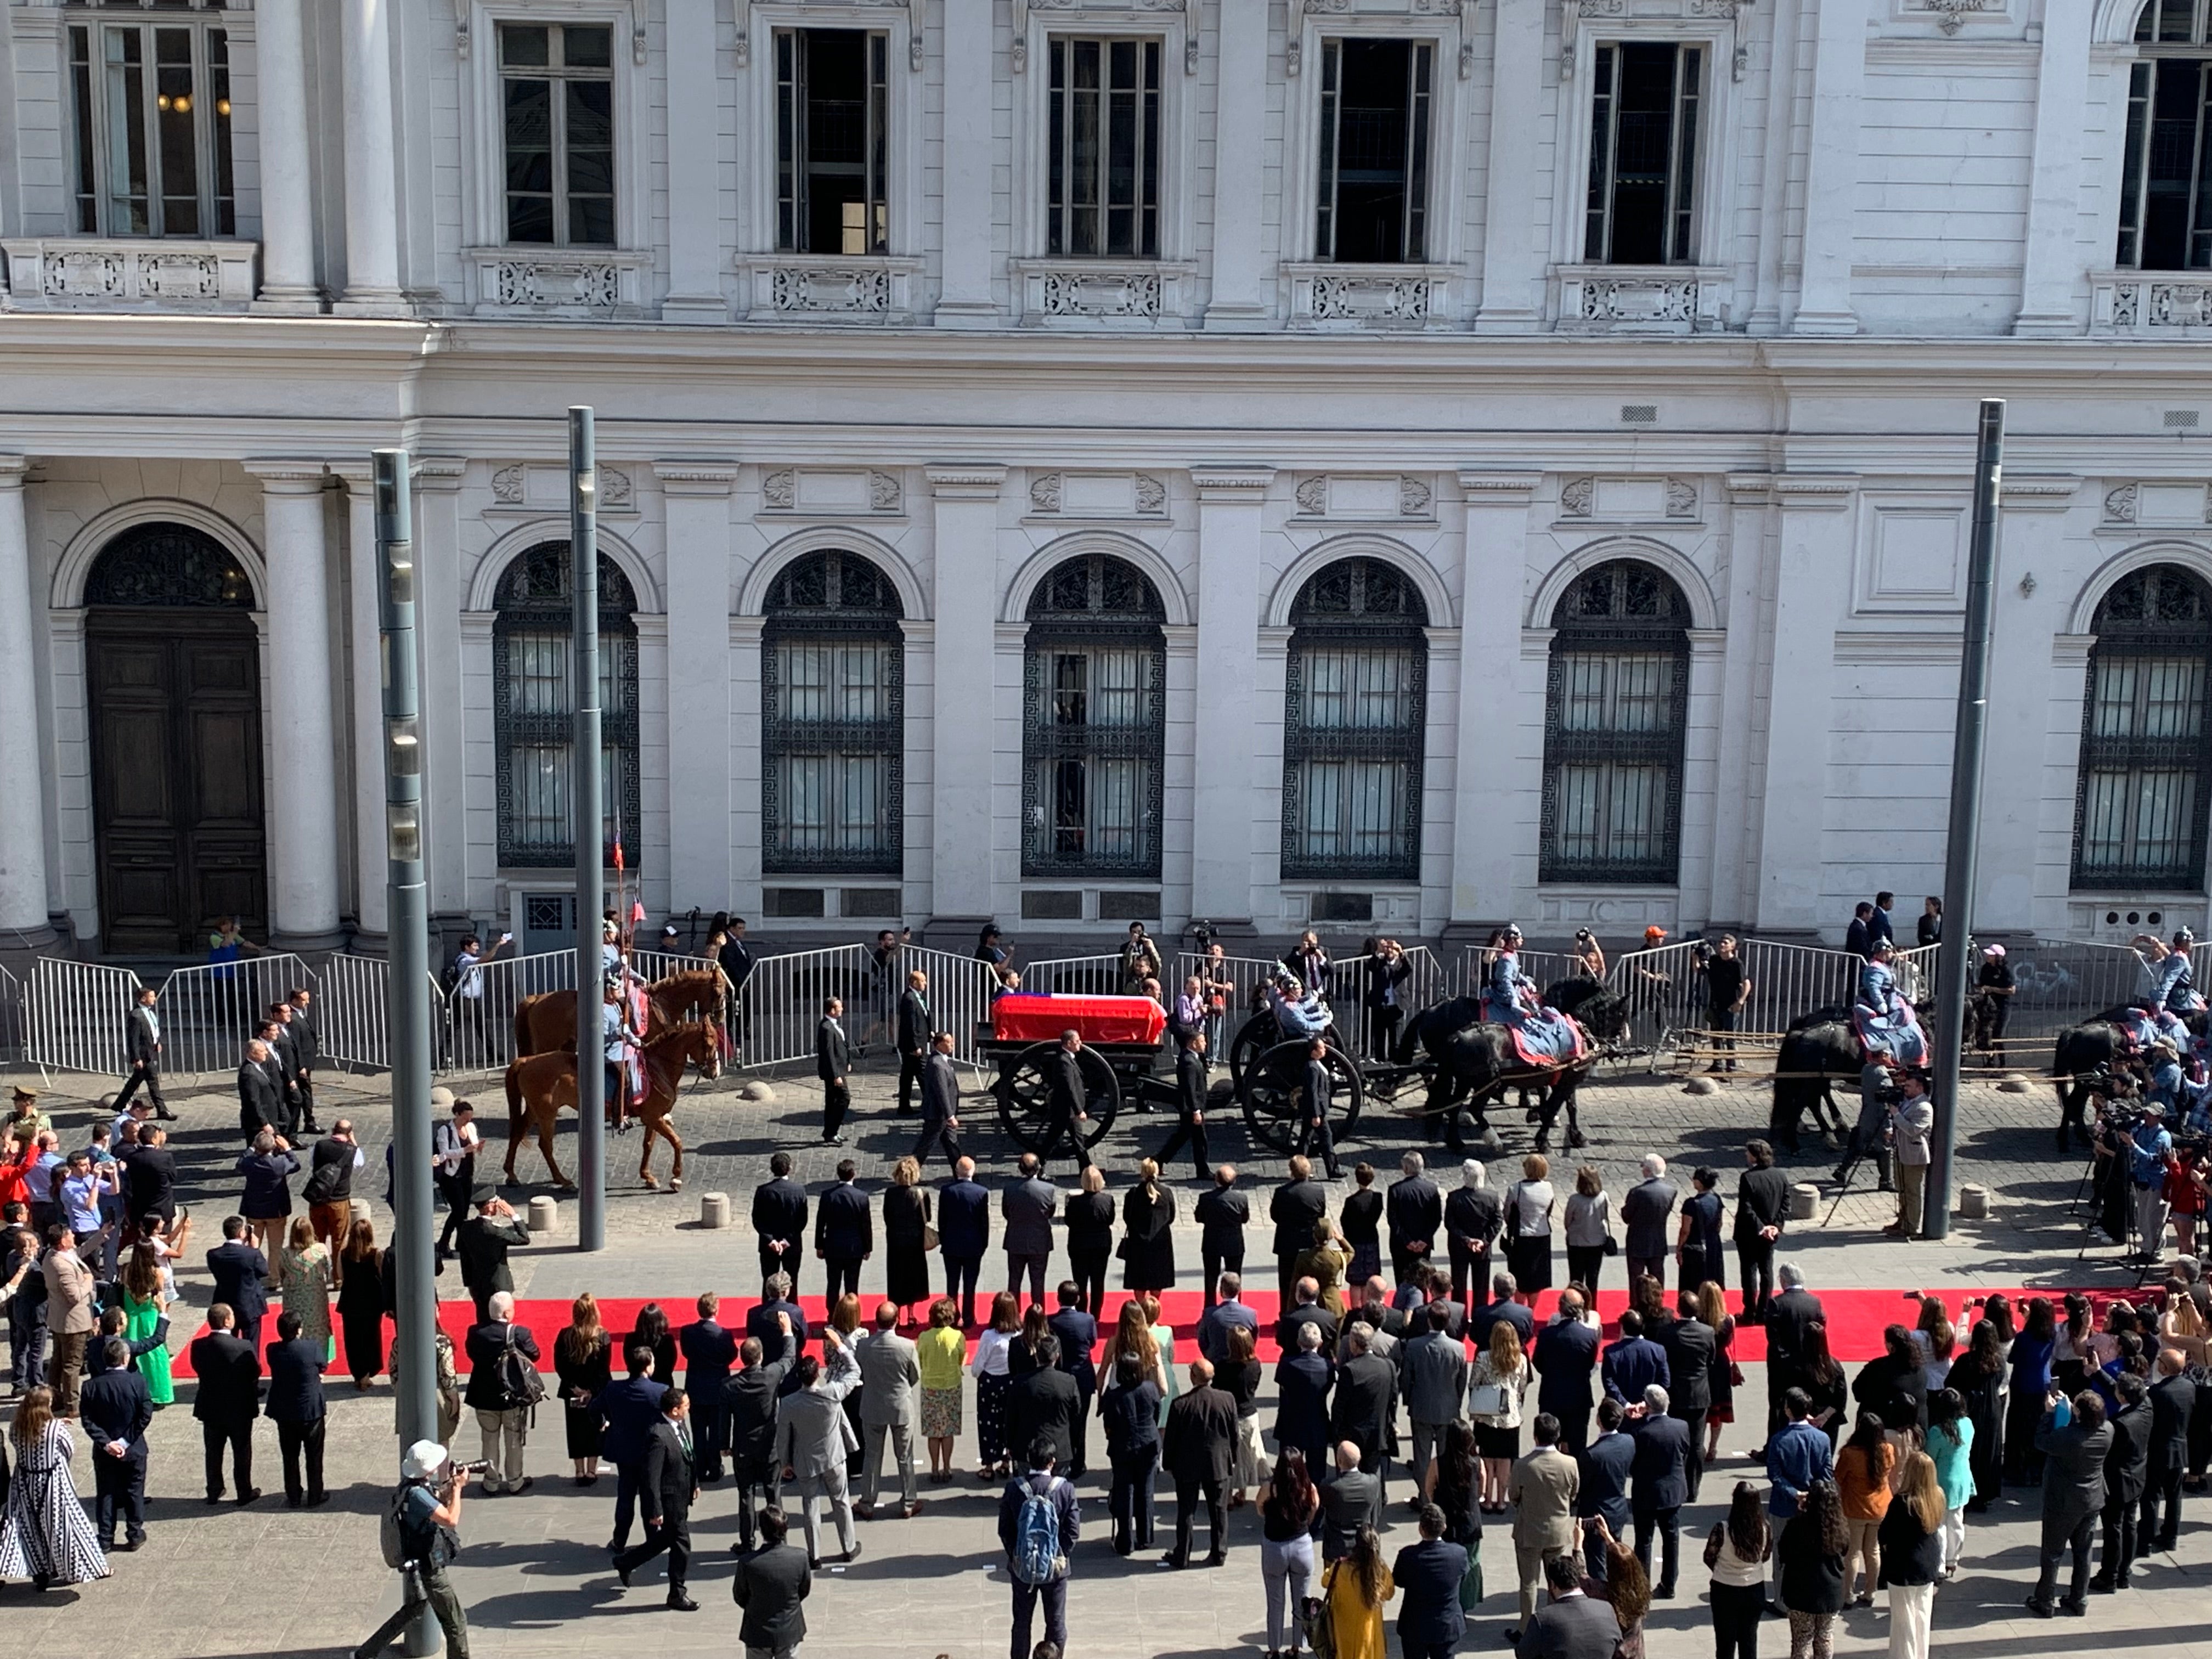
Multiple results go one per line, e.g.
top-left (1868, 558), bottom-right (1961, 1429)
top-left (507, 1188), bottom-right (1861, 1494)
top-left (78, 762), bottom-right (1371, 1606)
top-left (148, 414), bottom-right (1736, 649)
top-left (1876, 1181), bottom-right (1897, 1194)
top-left (120, 1536), bottom-right (144, 1552)
top-left (616, 1562), bottom-right (634, 1588)
top-left (2115, 1575), bottom-right (2133, 1588)
top-left (1503, 1629), bottom-right (1524, 1644)
top-left (901, 1500), bottom-right (925, 1518)
top-left (843, 1540), bottom-right (863, 1564)
top-left (666, 1592), bottom-right (699, 1612)
top-left (286, 1494), bottom-right (304, 1509)
top-left (2061, 1599), bottom-right (2088, 1617)
top-left (855, 1499), bottom-right (877, 1520)
top-left (2024, 1598), bottom-right (2055, 1618)
top-left (309, 1491), bottom-right (331, 1506)
top-left (97, 1538), bottom-right (115, 1553)
top-left (155, 1108), bottom-right (178, 1121)
top-left (511, 1476), bottom-right (534, 1494)
top-left (205, 1492), bottom-right (225, 1506)
top-left (1161, 1552), bottom-right (1188, 1568)
top-left (1205, 1552), bottom-right (1227, 1567)
top-left (1656, 1583), bottom-right (1676, 1599)
top-left (235, 1488), bottom-right (261, 1506)
top-left (2089, 1575), bottom-right (2115, 1594)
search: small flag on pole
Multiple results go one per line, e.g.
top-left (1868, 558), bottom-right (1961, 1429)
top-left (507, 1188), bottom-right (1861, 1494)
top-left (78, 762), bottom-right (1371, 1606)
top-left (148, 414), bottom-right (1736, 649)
top-left (630, 899), bottom-right (645, 926)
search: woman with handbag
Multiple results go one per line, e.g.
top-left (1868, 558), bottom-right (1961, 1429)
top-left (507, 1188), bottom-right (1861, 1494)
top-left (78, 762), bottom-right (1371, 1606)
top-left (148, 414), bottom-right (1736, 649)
top-left (1467, 1323), bottom-right (1531, 1511)
top-left (554, 1293), bottom-right (612, 1485)
top-left (1314, 1522), bottom-right (1394, 1659)
top-left (882, 1155), bottom-right (934, 1325)
top-left (1563, 1166), bottom-right (1615, 1296)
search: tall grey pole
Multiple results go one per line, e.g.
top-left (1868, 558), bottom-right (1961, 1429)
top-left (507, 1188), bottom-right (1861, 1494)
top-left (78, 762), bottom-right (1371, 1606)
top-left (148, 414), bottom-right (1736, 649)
top-left (1928, 398), bottom-right (2004, 1242)
top-left (375, 449), bottom-right (441, 1656)
top-left (572, 408), bottom-right (606, 1252)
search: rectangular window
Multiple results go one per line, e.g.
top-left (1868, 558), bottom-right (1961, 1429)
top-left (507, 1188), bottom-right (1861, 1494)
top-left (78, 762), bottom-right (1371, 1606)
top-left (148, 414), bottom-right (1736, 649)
top-left (1584, 42), bottom-right (1703, 265)
top-left (776, 29), bottom-right (890, 255)
top-left (1314, 38), bottom-right (1433, 263)
top-left (66, 18), bottom-right (234, 238)
top-left (499, 22), bottom-right (616, 248)
top-left (762, 633), bottom-right (903, 873)
top-left (1282, 640), bottom-right (1424, 879)
top-left (1023, 639), bottom-right (1164, 877)
top-left (496, 626), bottom-right (635, 861)
top-left (2078, 651), bottom-right (2208, 879)
top-left (2117, 57), bottom-right (2212, 269)
top-left (1047, 36), bottom-right (1161, 258)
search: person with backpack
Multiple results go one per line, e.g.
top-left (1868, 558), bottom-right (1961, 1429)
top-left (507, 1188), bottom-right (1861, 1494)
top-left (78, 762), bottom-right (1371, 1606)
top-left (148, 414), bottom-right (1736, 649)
top-left (998, 1433), bottom-right (1081, 1659)
top-left (462, 1290), bottom-right (542, 1494)
top-left (358, 1440), bottom-right (471, 1659)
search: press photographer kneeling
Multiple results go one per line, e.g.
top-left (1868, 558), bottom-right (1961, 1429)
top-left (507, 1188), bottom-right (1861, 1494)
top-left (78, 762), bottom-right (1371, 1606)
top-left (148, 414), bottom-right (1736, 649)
top-left (357, 1440), bottom-right (482, 1659)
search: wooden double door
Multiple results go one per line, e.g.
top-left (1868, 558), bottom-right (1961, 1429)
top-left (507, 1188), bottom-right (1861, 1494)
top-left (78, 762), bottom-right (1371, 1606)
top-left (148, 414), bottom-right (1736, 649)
top-left (87, 610), bottom-right (267, 954)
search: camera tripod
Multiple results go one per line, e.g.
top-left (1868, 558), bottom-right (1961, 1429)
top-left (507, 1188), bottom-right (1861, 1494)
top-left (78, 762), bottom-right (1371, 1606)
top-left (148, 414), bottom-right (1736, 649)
top-left (1823, 1130), bottom-right (1891, 1228)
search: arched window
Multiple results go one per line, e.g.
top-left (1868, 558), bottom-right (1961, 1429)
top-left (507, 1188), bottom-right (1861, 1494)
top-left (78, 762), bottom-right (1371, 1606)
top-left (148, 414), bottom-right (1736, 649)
top-left (84, 522), bottom-right (256, 607)
top-left (2120, 0), bottom-right (2212, 269)
top-left (1280, 557), bottom-right (1428, 881)
top-left (493, 542), bottom-right (640, 868)
top-left (1540, 558), bottom-right (1690, 884)
top-left (761, 550), bottom-right (905, 873)
top-left (2072, 563), bottom-right (2212, 889)
top-left (1022, 552), bottom-right (1166, 876)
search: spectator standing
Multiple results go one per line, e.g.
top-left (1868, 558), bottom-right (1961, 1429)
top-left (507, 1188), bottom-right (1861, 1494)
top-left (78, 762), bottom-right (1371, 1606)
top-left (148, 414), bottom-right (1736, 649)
top-left (1516, 1550), bottom-right (1618, 1659)
top-left (612, 1387), bottom-right (699, 1611)
top-left (556, 1293), bottom-right (613, 1484)
top-left (752, 1152), bottom-right (808, 1297)
top-left (914, 1299), bottom-right (965, 1486)
top-left (274, 1215), bottom-right (333, 1361)
top-left (41, 1225), bottom-right (97, 1418)
top-left (1047, 1283), bottom-right (1099, 1479)
top-left (1884, 1074), bottom-right (1936, 1240)
top-left (1331, 1323), bottom-right (1400, 1509)
top-left (1765, 1389), bottom-right (1837, 1606)
top-left (1259, 1447), bottom-right (1321, 1659)
top-left (881, 1156), bottom-right (934, 1324)
top-left (1508, 1413), bottom-right (1579, 1632)
top-left (728, 1320), bottom-right (798, 1549)
top-left (80, 1336), bottom-right (153, 1553)
top-left (1402, 1300), bottom-right (1470, 1497)
top-left (236, 1041), bottom-right (283, 1142)
top-left (732, 1505), bottom-right (811, 1657)
top-left (1195, 1167), bottom-right (1249, 1310)
top-left (1677, 1169), bottom-right (1726, 1294)
top-left (1776, 1478), bottom-right (1848, 1657)
top-left (206, 1216), bottom-right (270, 1353)
top-left (1055, 1166), bottom-right (1112, 1320)
top-left (1915, 897), bottom-right (1942, 946)
top-left (1445, 1161), bottom-right (1504, 1315)
top-left (1621, 1156), bottom-right (1678, 1290)
top-left (815, 996), bottom-right (850, 1147)
top-left (266, 1307), bottom-right (330, 1507)
top-left (1702, 936), bottom-right (1752, 1076)
top-left (1393, 1501), bottom-right (1470, 1659)
top-left (1534, 1288), bottom-right (1600, 1456)
top-left (430, 1094), bottom-right (479, 1265)
top-left (1000, 1438), bottom-right (1080, 1659)
top-left (1122, 921), bottom-right (1165, 995)
top-left (1704, 1483), bottom-right (1770, 1659)
top-left (1844, 902), bottom-right (1874, 959)
top-left (464, 1290), bottom-right (538, 1496)
top-left (1878, 1452), bottom-right (1943, 1659)
top-left (1734, 1142), bottom-right (1788, 1323)
top-left (1161, 1356), bottom-right (1237, 1566)
top-left (895, 969), bottom-right (932, 1117)
top-left (678, 1292), bottom-right (739, 1483)
top-left (1577, 1397), bottom-right (1635, 1578)
top-left (1507, 1156), bottom-right (1557, 1301)
top-left (1662, 1294), bottom-right (1717, 1500)
top-left (775, 1336), bottom-right (863, 1567)
top-left (974, 1291), bottom-right (1023, 1480)
top-left (1003, 1153), bottom-right (1060, 1311)
top-left (1579, 1519), bottom-right (1652, 1659)
top-left (1006, 1331), bottom-right (1082, 1489)
top-left (190, 1304), bottom-right (262, 1504)
top-left (1120, 1159), bottom-right (1177, 1296)
top-left (597, 1344), bottom-right (669, 1553)
top-left (235, 1130), bottom-right (298, 1245)
top-left (0, 1385), bottom-right (109, 1585)
top-left (1835, 1412), bottom-right (1894, 1608)
top-left (456, 1187), bottom-right (528, 1325)
top-left (1274, 1322), bottom-right (1334, 1471)
top-left (2091, 1373), bottom-right (2151, 1589)
top-left (814, 1160), bottom-right (872, 1307)
top-left (1564, 1166), bottom-right (1615, 1296)
top-left (1319, 1523), bottom-right (1395, 1659)
top-left (1102, 1348), bottom-right (1163, 1554)
top-left (1386, 1152), bottom-right (1442, 1288)
top-left (939, 1157), bottom-right (990, 1326)
top-left (1627, 1384), bottom-right (1689, 1597)
top-left (1271, 1156), bottom-right (1329, 1306)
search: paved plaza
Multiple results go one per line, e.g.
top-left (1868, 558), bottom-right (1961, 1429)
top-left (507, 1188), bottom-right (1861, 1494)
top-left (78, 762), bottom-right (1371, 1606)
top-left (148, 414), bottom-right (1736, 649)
top-left (5, 1051), bottom-right (2208, 1658)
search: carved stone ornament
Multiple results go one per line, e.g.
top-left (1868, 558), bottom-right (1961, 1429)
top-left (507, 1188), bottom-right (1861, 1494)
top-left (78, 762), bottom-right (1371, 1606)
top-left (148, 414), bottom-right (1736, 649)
top-left (1916, 0), bottom-right (2000, 34)
top-left (1296, 476), bottom-right (1330, 515)
top-left (1665, 478), bottom-right (1697, 518)
top-left (764, 470), bottom-right (797, 510)
top-left (2105, 483), bottom-right (2139, 524)
top-left (1687, 0), bottom-right (1744, 16)
top-left (1031, 473), bottom-right (1063, 512)
top-left (1561, 477), bottom-right (1595, 517)
top-left (1135, 473), bottom-right (1167, 512)
top-left (1399, 476), bottom-right (1432, 516)
top-left (870, 471), bottom-right (902, 511)
top-left (1577, 0), bottom-right (1624, 14)
top-left (491, 465), bottom-right (527, 505)
top-left (601, 467), bottom-right (633, 507)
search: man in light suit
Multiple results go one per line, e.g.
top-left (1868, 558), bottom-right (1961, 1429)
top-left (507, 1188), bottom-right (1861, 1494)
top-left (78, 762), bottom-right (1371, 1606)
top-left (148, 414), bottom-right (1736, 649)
top-left (1002, 1152), bottom-right (1059, 1308)
top-left (854, 1301), bottom-right (923, 1520)
top-left (1508, 1413), bottom-right (1581, 1635)
top-left (775, 1333), bottom-right (863, 1567)
top-left (1400, 1299), bottom-right (1469, 1496)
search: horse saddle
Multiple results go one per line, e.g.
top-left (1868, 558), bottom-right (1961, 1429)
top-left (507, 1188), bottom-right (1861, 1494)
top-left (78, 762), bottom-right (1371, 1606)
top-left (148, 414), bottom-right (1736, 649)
top-left (1506, 1017), bottom-right (1587, 1069)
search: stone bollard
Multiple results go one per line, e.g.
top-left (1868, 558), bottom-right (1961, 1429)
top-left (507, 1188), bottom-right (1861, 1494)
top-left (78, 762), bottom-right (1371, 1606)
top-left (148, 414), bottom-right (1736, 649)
top-left (738, 1081), bottom-right (777, 1104)
top-left (527, 1195), bottom-right (559, 1235)
top-left (1683, 1075), bottom-right (1718, 1096)
top-left (1997, 1073), bottom-right (2032, 1094)
top-left (1788, 1182), bottom-right (1819, 1222)
top-left (701, 1191), bottom-right (731, 1229)
top-left (1958, 1184), bottom-right (1990, 1220)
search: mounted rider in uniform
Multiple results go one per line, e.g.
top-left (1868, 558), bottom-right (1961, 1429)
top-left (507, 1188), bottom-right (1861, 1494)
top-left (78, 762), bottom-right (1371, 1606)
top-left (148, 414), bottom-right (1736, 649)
top-left (1480, 926), bottom-right (1577, 1060)
top-left (1266, 971), bottom-right (1330, 1045)
top-left (602, 973), bottom-right (643, 1132)
top-left (1841, 941), bottom-right (1926, 1194)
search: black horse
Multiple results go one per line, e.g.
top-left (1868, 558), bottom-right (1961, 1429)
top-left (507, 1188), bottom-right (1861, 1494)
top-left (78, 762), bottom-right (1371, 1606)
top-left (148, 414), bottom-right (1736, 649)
top-left (1770, 1006), bottom-right (1860, 1155)
top-left (1392, 979), bottom-right (1628, 1153)
top-left (2050, 1005), bottom-right (2206, 1150)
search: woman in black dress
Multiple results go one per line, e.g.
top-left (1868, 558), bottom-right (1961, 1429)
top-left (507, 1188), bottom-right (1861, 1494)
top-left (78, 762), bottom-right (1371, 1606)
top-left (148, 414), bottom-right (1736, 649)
top-left (335, 1217), bottom-right (387, 1387)
top-left (883, 1155), bottom-right (934, 1323)
top-left (555, 1293), bottom-right (612, 1483)
top-left (1120, 1159), bottom-right (1177, 1295)
top-left (627, 1302), bottom-right (676, 1384)
top-left (1341, 1164), bottom-right (1384, 1288)
top-left (1942, 1317), bottom-right (2006, 1511)
top-left (1065, 1166), bottom-right (1116, 1317)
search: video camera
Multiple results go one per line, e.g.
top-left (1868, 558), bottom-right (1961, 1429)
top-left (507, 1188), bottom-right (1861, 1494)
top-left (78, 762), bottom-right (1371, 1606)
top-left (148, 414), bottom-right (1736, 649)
top-left (1191, 919), bottom-right (1214, 950)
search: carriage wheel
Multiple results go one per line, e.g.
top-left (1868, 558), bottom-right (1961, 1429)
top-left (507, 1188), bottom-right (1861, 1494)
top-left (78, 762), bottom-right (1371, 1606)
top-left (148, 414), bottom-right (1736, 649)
top-left (1227, 1012), bottom-right (1281, 1093)
top-left (1239, 1039), bottom-right (1366, 1154)
top-left (994, 1042), bottom-right (1120, 1154)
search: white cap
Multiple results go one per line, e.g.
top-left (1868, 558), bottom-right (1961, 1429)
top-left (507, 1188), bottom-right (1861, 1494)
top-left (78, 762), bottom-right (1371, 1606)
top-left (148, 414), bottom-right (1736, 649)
top-left (402, 1440), bottom-right (449, 1481)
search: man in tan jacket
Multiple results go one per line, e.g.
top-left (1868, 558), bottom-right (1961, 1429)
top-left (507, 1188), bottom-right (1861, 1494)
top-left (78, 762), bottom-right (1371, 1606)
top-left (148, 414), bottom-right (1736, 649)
top-left (43, 1225), bottom-right (99, 1416)
top-left (1508, 1410), bottom-right (1582, 1636)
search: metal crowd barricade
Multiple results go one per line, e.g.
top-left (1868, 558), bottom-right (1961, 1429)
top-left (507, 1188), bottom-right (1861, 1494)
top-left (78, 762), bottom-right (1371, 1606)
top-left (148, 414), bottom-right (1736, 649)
top-left (1735, 939), bottom-right (1867, 1036)
top-left (23, 958), bottom-right (143, 1079)
top-left (1606, 940), bottom-right (1707, 1054)
top-left (1021, 954), bottom-right (1125, 996)
top-left (1173, 952), bottom-right (1280, 1024)
top-left (318, 952), bottom-right (392, 1071)
top-left (894, 945), bottom-right (999, 1066)
top-left (735, 943), bottom-right (874, 1068)
top-left (1996, 938), bottom-right (2157, 1042)
top-left (1893, 943), bottom-right (1940, 1005)
top-left (443, 947), bottom-right (577, 1077)
top-left (1459, 946), bottom-right (1580, 1000)
top-left (154, 951), bottom-right (317, 1076)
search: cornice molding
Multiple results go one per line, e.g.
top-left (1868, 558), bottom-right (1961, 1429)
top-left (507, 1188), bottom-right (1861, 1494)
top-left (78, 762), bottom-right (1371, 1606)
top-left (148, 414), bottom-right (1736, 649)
top-left (241, 459), bottom-right (330, 492)
top-left (1189, 464), bottom-right (1276, 496)
top-left (0, 455), bottom-right (27, 491)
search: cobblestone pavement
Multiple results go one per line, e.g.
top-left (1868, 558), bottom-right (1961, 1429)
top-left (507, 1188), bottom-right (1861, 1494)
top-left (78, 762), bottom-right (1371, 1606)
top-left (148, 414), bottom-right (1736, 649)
top-left (3, 1053), bottom-right (2205, 1658)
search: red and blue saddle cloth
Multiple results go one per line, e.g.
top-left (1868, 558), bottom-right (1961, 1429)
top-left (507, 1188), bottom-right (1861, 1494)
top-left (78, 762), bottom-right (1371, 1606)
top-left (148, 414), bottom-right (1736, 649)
top-left (1480, 992), bottom-right (1589, 1069)
top-left (1852, 997), bottom-right (1928, 1069)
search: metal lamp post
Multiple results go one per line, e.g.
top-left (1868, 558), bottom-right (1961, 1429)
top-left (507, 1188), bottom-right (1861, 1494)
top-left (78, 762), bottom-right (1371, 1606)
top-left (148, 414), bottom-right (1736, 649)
top-left (571, 408), bottom-right (606, 1252)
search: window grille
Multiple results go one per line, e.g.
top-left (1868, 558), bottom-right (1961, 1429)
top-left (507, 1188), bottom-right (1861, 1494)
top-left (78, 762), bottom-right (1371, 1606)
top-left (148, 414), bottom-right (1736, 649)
top-left (499, 22), bottom-right (615, 247)
top-left (1540, 560), bottom-right (1690, 883)
top-left (2072, 563), bottom-right (2212, 889)
top-left (762, 551), bottom-right (905, 875)
top-left (1022, 554), bottom-right (1166, 877)
top-left (1280, 557), bottom-right (1428, 881)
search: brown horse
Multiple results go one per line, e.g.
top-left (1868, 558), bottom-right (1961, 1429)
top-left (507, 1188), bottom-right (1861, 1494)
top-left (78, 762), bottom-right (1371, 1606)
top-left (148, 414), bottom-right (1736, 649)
top-left (501, 1019), bottom-right (721, 1192)
top-left (512, 967), bottom-right (729, 1060)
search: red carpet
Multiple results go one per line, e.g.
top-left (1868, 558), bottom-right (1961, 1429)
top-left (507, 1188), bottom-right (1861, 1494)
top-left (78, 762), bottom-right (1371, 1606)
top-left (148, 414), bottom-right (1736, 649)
top-left (161, 1285), bottom-right (2114, 1380)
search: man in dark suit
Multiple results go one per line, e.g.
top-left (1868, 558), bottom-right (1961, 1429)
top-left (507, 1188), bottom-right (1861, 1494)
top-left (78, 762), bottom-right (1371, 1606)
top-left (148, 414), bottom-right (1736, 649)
top-left (816, 995), bottom-right (851, 1146)
top-left (206, 1217), bottom-right (270, 1353)
top-left (285, 986), bottom-right (321, 1135)
top-left (1299, 1038), bottom-right (1341, 1180)
top-left (725, 1318), bottom-right (799, 1553)
top-left (1274, 1322), bottom-right (1335, 1467)
top-left (1194, 1164), bottom-right (1248, 1307)
top-left (456, 1186), bottom-right (530, 1325)
top-left (2140, 1348), bottom-right (2195, 1553)
top-left (1516, 1551), bottom-right (1622, 1659)
top-left (236, 1038), bottom-right (283, 1140)
top-left (121, 1124), bottom-right (178, 1228)
top-left (1276, 1276), bottom-right (1339, 1356)
top-left (733, 1505), bottom-right (811, 1654)
top-left (1007, 1331), bottom-right (1084, 1474)
top-left (81, 1334), bottom-right (154, 1550)
top-left (1270, 1155), bottom-right (1328, 1306)
top-left (1734, 1141), bottom-right (1790, 1322)
top-left (1762, 1264), bottom-right (1826, 1437)
top-left (1446, 1161), bottom-right (1505, 1312)
top-left (1002, 1152), bottom-right (1059, 1308)
top-left (1471, 1274), bottom-right (1537, 1352)
top-left (2091, 1373), bottom-right (2152, 1590)
top-left (939, 1157), bottom-right (991, 1326)
top-left (1620, 1155), bottom-right (1679, 1290)
top-left (1154, 1029), bottom-right (1211, 1179)
top-left (265, 1308), bottom-right (330, 1508)
top-left (1601, 1311), bottom-right (1671, 1407)
top-left (1197, 1271), bottom-right (1260, 1365)
top-left (1319, 1438), bottom-right (1379, 1562)
top-left (615, 1387), bottom-right (699, 1610)
top-left (1041, 1029), bottom-right (1096, 1176)
top-left (115, 985), bottom-right (173, 1121)
top-left (1331, 1323), bottom-right (1400, 1511)
top-left (813, 1158), bottom-right (872, 1306)
top-left (717, 918), bottom-right (755, 1045)
top-left (679, 1291), bottom-right (740, 1482)
top-left (744, 1272), bottom-right (810, 1352)
top-left (1534, 1290), bottom-right (1601, 1455)
top-left (1662, 1293), bottom-right (1717, 1500)
top-left (1576, 1398), bottom-right (1635, 1579)
top-left (1394, 1502), bottom-right (1471, 1659)
top-left (598, 1344), bottom-right (671, 1554)
top-left (1047, 1283), bottom-right (1098, 1480)
top-left (915, 1029), bottom-right (964, 1172)
top-left (2028, 1389), bottom-right (2113, 1616)
top-left (895, 969), bottom-right (931, 1116)
top-left (1386, 1152), bottom-right (1443, 1288)
top-left (753, 1153), bottom-right (808, 1296)
top-left (1161, 1358), bottom-right (1237, 1567)
top-left (189, 1302), bottom-right (261, 1504)
top-left (1627, 1385), bottom-right (1690, 1596)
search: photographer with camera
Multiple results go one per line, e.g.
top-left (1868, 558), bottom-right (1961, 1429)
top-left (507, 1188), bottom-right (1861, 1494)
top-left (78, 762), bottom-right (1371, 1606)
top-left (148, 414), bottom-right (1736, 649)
top-left (1883, 1073), bottom-right (1936, 1241)
top-left (358, 1440), bottom-right (476, 1659)
top-left (2127, 1099), bottom-right (2177, 1264)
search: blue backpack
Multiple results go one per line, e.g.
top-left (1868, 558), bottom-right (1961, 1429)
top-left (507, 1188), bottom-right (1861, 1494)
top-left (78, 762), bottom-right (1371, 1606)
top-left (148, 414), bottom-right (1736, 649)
top-left (1011, 1474), bottom-right (1065, 1586)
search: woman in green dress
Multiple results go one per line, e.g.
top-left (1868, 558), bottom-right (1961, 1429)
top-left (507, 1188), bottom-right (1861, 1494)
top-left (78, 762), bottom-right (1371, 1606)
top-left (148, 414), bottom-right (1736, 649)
top-left (121, 1242), bottom-right (173, 1407)
top-left (275, 1216), bottom-right (335, 1361)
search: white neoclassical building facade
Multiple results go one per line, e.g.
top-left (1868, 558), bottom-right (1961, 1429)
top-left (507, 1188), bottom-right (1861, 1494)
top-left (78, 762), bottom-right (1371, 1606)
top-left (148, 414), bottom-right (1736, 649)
top-left (3, 0), bottom-right (2212, 960)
